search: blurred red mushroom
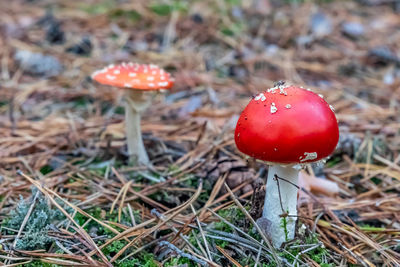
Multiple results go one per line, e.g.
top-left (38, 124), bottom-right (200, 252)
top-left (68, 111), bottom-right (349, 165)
top-left (92, 63), bottom-right (174, 165)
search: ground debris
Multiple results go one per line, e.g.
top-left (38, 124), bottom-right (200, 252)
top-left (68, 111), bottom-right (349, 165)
top-left (14, 50), bottom-right (63, 77)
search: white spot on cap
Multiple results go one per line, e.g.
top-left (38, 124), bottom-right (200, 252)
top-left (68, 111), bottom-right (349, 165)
top-left (114, 70), bottom-right (120, 75)
top-left (147, 76), bottom-right (155, 81)
top-left (148, 83), bottom-right (155, 87)
top-left (106, 75), bottom-right (116, 80)
top-left (270, 102), bottom-right (277, 114)
top-left (267, 83), bottom-right (289, 94)
top-left (254, 93), bottom-right (266, 101)
top-left (129, 72), bottom-right (137, 77)
top-left (318, 94), bottom-right (324, 98)
top-left (152, 71), bottom-right (157, 75)
top-left (299, 152), bottom-right (318, 162)
top-left (285, 104), bottom-right (291, 109)
top-left (124, 83), bottom-right (132, 88)
top-left (158, 82), bottom-right (169, 87)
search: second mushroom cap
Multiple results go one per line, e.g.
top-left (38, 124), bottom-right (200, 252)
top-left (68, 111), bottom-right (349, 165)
top-left (91, 62), bottom-right (174, 90)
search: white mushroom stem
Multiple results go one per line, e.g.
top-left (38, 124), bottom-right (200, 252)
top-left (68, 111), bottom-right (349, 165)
top-left (124, 90), bottom-right (152, 165)
top-left (263, 164), bottom-right (299, 247)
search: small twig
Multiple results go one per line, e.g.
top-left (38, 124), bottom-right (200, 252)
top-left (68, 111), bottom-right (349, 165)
top-left (159, 241), bottom-right (208, 266)
top-left (216, 245), bottom-right (242, 267)
top-left (150, 208), bottom-right (202, 256)
top-left (118, 181), bottom-right (132, 222)
top-left (110, 180), bottom-right (204, 263)
top-left (137, 170), bottom-right (165, 183)
top-left (190, 204), bottom-right (212, 261)
top-left (127, 203), bottom-right (136, 227)
top-left (273, 174), bottom-right (286, 214)
top-left (207, 208), bottom-right (268, 251)
top-left (338, 243), bottom-right (369, 267)
top-left (120, 238), bottom-right (162, 262)
top-left (254, 240), bottom-right (264, 267)
top-left (223, 183), bottom-right (282, 266)
top-left (275, 174), bottom-right (327, 212)
top-left (291, 243), bottom-right (321, 267)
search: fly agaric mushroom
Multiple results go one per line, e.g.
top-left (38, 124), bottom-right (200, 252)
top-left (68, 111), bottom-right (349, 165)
top-left (234, 82), bottom-right (339, 247)
top-left (92, 63), bottom-right (174, 165)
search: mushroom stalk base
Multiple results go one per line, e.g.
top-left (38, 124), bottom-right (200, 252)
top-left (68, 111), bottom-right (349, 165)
top-left (124, 90), bottom-right (152, 165)
top-left (263, 165), bottom-right (299, 247)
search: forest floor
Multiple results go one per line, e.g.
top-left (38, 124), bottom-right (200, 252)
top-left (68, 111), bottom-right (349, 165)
top-left (0, 0), bottom-right (399, 266)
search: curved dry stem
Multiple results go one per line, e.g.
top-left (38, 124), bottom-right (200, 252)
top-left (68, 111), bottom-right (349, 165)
top-left (124, 90), bottom-right (152, 165)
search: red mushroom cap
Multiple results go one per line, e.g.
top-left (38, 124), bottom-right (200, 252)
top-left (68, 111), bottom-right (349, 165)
top-left (91, 63), bottom-right (174, 90)
top-left (234, 85), bottom-right (339, 164)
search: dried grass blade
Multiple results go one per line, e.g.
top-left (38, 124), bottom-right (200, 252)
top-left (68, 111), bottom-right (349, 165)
top-left (109, 180), bottom-right (203, 263)
top-left (223, 182), bottom-right (282, 267)
top-left (216, 245), bottom-right (242, 267)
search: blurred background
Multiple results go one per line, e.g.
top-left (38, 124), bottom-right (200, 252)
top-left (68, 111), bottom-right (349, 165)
top-left (1, 0), bottom-right (399, 170)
